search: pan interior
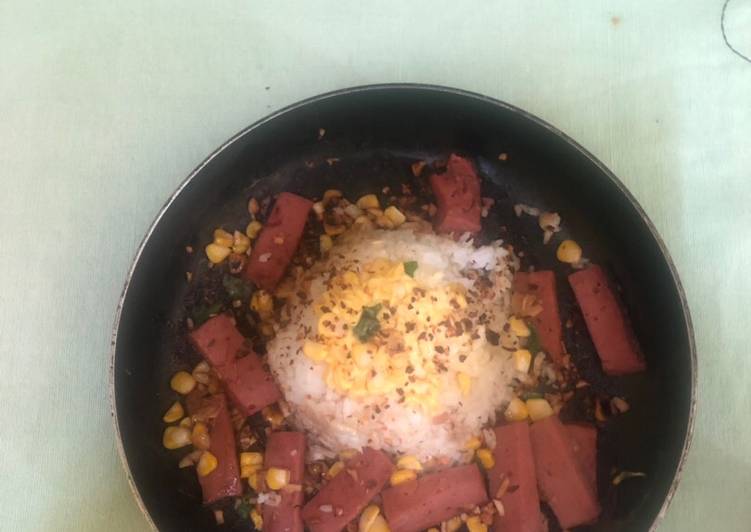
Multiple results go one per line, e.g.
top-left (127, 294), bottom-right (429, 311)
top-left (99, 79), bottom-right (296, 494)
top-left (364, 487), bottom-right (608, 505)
top-left (113, 86), bottom-right (694, 532)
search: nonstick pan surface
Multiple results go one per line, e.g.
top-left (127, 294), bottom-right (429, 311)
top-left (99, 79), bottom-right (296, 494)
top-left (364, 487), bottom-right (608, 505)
top-left (111, 84), bottom-right (695, 532)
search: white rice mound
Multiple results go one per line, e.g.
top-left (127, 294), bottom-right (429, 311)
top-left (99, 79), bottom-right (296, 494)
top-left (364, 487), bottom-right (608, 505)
top-left (267, 226), bottom-right (520, 463)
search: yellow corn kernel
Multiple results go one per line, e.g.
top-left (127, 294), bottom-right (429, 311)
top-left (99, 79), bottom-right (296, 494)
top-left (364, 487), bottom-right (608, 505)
top-left (368, 515), bottom-right (390, 532)
top-left (384, 206), bottom-right (406, 227)
top-left (339, 448), bottom-right (359, 461)
top-left (178, 452), bottom-right (199, 469)
top-left (466, 516), bottom-right (487, 532)
top-left (465, 436), bottom-right (483, 451)
top-left (303, 340), bottom-right (327, 362)
top-left (240, 452), bottom-right (264, 467)
top-left (509, 317), bottom-right (531, 337)
top-left (513, 349), bottom-right (532, 374)
top-left (213, 228), bottom-right (234, 247)
top-left (170, 371), bottom-right (196, 395)
top-left (265, 467), bottom-right (290, 490)
top-left (179, 416), bottom-right (193, 429)
top-left (354, 215), bottom-right (374, 228)
top-left (205, 243), bottom-right (231, 264)
top-left (162, 401), bottom-right (184, 423)
top-left (333, 366), bottom-right (353, 392)
top-left (246, 220), bottom-right (263, 239)
top-left (358, 505), bottom-right (381, 532)
top-left (248, 470), bottom-right (260, 491)
top-left (427, 529), bottom-right (439, 532)
top-left (324, 222), bottom-right (347, 236)
top-left (356, 194), bottom-right (380, 210)
top-left (191, 422), bottom-right (211, 450)
top-left (556, 239), bottom-right (582, 264)
top-left (250, 290), bottom-right (274, 318)
top-left (327, 460), bottom-right (345, 479)
top-left (250, 508), bottom-right (263, 530)
top-left (374, 215), bottom-right (394, 229)
top-left (476, 448), bottom-right (495, 470)
top-left (192, 360), bottom-right (210, 383)
top-left (162, 426), bottom-right (191, 449)
top-left (390, 469), bottom-right (417, 486)
top-left (538, 211), bottom-right (561, 231)
top-left (396, 455), bottom-right (423, 472)
top-left (320, 234), bottom-right (333, 254)
top-left (240, 464), bottom-right (258, 479)
top-left (456, 372), bottom-right (471, 397)
top-left (526, 398), bottom-right (554, 421)
top-left (197, 451), bottom-right (218, 477)
top-left (247, 197), bottom-right (260, 216)
top-left (504, 397), bottom-right (529, 422)
top-left (323, 189), bottom-right (343, 204)
top-left (262, 405), bottom-right (285, 428)
top-left (444, 516), bottom-right (462, 532)
top-left (352, 344), bottom-right (372, 368)
top-left (342, 270), bottom-right (360, 286)
top-left (232, 231), bottom-right (251, 254)
top-left (595, 399), bottom-right (607, 422)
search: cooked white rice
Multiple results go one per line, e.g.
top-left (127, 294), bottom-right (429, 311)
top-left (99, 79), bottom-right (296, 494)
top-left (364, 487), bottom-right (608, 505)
top-left (267, 226), bottom-right (520, 463)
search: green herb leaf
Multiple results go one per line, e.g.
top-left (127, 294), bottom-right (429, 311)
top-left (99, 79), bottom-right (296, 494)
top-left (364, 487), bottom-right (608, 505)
top-left (403, 261), bottom-right (418, 277)
top-left (192, 302), bottom-right (224, 327)
top-left (234, 496), bottom-right (252, 519)
top-left (353, 303), bottom-right (382, 342)
top-left (526, 322), bottom-right (541, 353)
top-left (223, 274), bottom-right (252, 300)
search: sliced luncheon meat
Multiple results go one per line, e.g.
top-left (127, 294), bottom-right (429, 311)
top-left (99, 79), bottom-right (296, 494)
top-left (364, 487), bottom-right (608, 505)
top-left (529, 416), bottom-right (600, 529)
top-left (263, 432), bottom-right (306, 532)
top-left (189, 394), bottom-right (242, 504)
top-left (189, 313), bottom-right (248, 368)
top-left (490, 423), bottom-right (545, 532)
top-left (244, 192), bottom-right (313, 291)
top-left (220, 351), bottom-right (281, 417)
top-left (568, 265), bottom-right (646, 375)
top-left (189, 314), bottom-right (281, 416)
top-left (382, 464), bottom-right (489, 532)
top-left (566, 424), bottom-right (597, 493)
top-left (302, 448), bottom-right (394, 532)
top-left (429, 154), bottom-right (482, 234)
top-left (513, 271), bottom-right (563, 364)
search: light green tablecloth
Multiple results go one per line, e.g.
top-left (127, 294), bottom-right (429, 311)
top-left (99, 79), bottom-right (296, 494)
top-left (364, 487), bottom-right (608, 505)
top-left (1, 1), bottom-right (750, 530)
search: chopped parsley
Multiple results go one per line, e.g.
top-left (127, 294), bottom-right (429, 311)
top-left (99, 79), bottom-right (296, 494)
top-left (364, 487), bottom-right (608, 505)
top-left (403, 261), bottom-right (418, 277)
top-left (192, 302), bottom-right (223, 327)
top-left (222, 274), bottom-right (252, 300)
top-left (526, 322), bottom-right (541, 353)
top-left (234, 495), bottom-right (253, 519)
top-left (353, 303), bottom-right (382, 342)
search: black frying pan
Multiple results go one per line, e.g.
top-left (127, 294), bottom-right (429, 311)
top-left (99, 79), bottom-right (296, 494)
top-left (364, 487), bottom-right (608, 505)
top-left (111, 84), bottom-right (696, 532)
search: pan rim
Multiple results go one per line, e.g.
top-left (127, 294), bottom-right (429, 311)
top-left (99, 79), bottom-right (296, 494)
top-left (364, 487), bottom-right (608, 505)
top-left (109, 82), bottom-right (697, 532)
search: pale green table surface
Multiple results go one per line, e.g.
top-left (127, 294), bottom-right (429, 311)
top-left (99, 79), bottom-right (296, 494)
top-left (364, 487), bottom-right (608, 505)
top-left (2, 1), bottom-right (750, 530)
